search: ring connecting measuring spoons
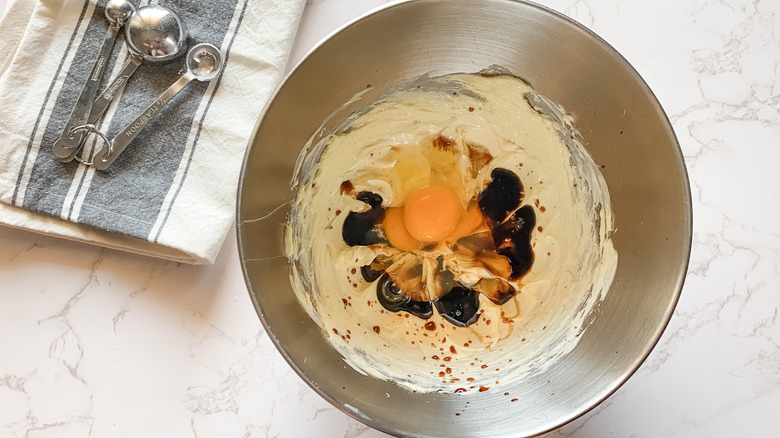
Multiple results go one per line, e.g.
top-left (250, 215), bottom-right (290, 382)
top-left (52, 0), bottom-right (135, 160)
top-left (72, 43), bottom-right (224, 171)
top-left (56, 4), bottom-right (187, 162)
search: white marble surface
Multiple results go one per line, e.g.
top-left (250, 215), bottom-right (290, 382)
top-left (1, 0), bottom-right (779, 437)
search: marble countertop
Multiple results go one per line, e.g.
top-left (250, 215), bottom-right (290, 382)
top-left (1, 0), bottom-right (778, 437)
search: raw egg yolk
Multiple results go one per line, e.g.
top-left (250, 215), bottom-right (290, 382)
top-left (403, 185), bottom-right (463, 242)
top-left (446, 203), bottom-right (484, 242)
top-left (383, 207), bottom-right (421, 252)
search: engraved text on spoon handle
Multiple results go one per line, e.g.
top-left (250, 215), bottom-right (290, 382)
top-left (94, 73), bottom-right (193, 170)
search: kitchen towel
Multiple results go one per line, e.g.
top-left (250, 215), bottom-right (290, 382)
top-left (0, 0), bottom-right (305, 264)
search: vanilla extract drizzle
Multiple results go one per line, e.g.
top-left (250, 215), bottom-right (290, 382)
top-left (341, 191), bottom-right (386, 246)
top-left (343, 168), bottom-right (535, 327)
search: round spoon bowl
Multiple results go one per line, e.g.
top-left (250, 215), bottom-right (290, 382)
top-left (125, 4), bottom-right (186, 62)
top-left (186, 43), bottom-right (223, 81)
top-left (104, 0), bottom-right (134, 25)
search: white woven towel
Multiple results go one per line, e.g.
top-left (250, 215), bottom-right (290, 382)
top-left (0, 0), bottom-right (304, 264)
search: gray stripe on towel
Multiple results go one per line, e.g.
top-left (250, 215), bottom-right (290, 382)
top-left (19, 0), bottom-right (133, 212)
top-left (11, 0), bottom-right (93, 206)
top-left (153, 0), bottom-right (249, 242)
top-left (22, 0), bottom-right (240, 239)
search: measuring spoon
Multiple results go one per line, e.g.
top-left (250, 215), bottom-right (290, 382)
top-left (58, 4), bottom-right (187, 162)
top-left (73, 43), bottom-right (223, 171)
top-left (52, 0), bottom-right (135, 160)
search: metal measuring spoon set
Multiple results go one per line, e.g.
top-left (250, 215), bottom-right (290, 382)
top-left (53, 1), bottom-right (224, 170)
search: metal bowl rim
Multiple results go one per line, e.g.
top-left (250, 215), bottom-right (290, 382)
top-left (236, 0), bottom-right (693, 436)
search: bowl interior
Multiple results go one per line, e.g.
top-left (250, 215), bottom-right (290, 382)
top-left (237, 0), bottom-right (691, 436)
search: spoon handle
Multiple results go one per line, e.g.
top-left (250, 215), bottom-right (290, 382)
top-left (90, 54), bottom-right (142, 123)
top-left (52, 24), bottom-right (121, 160)
top-left (93, 73), bottom-right (194, 170)
top-left (58, 55), bottom-right (142, 162)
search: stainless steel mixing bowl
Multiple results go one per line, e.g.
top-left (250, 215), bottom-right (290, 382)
top-left (237, 0), bottom-right (692, 436)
